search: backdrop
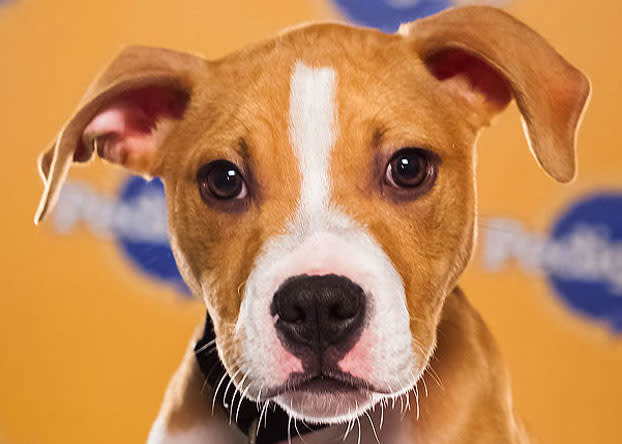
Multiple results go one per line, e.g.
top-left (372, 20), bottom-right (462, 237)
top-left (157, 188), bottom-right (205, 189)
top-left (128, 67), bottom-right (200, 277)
top-left (1, 0), bottom-right (620, 443)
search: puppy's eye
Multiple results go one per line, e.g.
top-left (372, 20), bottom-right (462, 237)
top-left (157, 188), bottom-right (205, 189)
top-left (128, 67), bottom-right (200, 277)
top-left (385, 148), bottom-right (435, 189)
top-left (197, 160), bottom-right (247, 202)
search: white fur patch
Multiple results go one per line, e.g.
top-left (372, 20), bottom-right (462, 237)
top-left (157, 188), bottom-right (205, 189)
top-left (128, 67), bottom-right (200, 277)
top-left (234, 61), bottom-right (418, 423)
top-left (288, 61), bottom-right (338, 233)
top-left (147, 418), bottom-right (246, 444)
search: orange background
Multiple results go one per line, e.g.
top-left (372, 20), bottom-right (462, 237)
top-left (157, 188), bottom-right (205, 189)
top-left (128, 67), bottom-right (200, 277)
top-left (0, 0), bottom-right (620, 443)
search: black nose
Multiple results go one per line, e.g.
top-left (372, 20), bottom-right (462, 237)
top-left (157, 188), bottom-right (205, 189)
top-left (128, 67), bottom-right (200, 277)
top-left (271, 274), bottom-right (366, 358)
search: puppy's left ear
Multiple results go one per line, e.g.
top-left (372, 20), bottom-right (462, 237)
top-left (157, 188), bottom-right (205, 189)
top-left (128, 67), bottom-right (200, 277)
top-left (399, 6), bottom-right (591, 182)
top-left (35, 46), bottom-right (206, 224)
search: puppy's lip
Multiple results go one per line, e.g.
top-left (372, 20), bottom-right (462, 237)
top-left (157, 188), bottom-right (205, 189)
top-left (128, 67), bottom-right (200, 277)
top-left (293, 376), bottom-right (359, 394)
top-left (261, 370), bottom-right (390, 399)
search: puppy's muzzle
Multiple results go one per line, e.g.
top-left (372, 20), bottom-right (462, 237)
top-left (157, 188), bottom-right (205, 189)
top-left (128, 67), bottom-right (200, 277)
top-left (271, 274), bottom-right (367, 367)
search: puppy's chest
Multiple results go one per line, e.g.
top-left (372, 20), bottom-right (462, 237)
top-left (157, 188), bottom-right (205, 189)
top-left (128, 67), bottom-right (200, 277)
top-left (272, 408), bottom-right (416, 444)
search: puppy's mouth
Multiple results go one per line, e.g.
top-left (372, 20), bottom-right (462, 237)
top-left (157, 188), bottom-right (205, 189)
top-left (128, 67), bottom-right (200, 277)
top-left (262, 370), bottom-right (389, 399)
top-left (261, 369), bottom-right (396, 424)
top-left (294, 376), bottom-right (359, 393)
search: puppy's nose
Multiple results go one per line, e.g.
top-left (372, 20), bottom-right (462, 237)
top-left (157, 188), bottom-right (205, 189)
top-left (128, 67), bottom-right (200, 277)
top-left (271, 274), bottom-right (366, 356)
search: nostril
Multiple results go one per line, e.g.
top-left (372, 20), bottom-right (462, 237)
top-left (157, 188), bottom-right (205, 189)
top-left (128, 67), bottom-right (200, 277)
top-left (330, 299), bottom-right (358, 320)
top-left (279, 302), bottom-right (306, 324)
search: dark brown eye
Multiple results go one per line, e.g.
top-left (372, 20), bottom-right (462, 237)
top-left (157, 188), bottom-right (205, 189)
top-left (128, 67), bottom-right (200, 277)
top-left (385, 148), bottom-right (435, 189)
top-left (197, 160), bottom-right (247, 202)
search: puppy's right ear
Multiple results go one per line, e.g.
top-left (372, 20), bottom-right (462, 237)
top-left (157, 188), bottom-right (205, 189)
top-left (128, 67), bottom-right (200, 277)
top-left (35, 46), bottom-right (206, 224)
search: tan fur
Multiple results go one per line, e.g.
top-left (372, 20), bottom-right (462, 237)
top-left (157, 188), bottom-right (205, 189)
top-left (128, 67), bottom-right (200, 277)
top-left (411, 288), bottom-right (531, 444)
top-left (35, 6), bottom-right (589, 443)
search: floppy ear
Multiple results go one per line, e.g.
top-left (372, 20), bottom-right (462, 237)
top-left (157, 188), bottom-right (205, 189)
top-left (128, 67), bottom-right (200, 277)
top-left (35, 46), bottom-right (206, 224)
top-left (399, 6), bottom-right (591, 182)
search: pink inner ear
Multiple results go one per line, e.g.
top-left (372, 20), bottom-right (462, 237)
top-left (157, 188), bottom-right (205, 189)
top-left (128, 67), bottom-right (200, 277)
top-left (76, 85), bottom-right (189, 167)
top-left (426, 49), bottom-right (512, 111)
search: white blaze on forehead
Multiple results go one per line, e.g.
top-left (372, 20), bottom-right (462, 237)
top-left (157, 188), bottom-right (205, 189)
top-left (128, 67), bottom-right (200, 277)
top-left (288, 62), bottom-right (339, 232)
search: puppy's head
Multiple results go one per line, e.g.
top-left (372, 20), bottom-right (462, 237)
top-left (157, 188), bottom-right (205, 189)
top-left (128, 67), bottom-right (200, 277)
top-left (36, 7), bottom-right (589, 424)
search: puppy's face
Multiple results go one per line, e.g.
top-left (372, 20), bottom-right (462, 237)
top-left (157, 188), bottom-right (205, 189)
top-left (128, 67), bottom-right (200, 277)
top-left (35, 7), bottom-right (589, 425)
top-left (168, 28), bottom-right (476, 422)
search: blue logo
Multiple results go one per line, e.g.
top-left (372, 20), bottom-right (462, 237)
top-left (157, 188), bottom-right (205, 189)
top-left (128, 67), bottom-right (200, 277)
top-left (548, 193), bottom-right (622, 332)
top-left (54, 176), bottom-right (189, 297)
top-left (331, 0), bottom-right (509, 32)
top-left (332, 0), bottom-right (451, 32)
top-left (483, 192), bottom-right (622, 333)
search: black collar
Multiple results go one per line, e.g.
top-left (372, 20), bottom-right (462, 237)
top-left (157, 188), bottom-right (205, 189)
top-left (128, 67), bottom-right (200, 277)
top-left (194, 312), bottom-right (326, 444)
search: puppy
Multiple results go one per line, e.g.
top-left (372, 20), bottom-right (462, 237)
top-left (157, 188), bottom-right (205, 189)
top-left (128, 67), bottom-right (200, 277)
top-left (35, 6), bottom-right (590, 444)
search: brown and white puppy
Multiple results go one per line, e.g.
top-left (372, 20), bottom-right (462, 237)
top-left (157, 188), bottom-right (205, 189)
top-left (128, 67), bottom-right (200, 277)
top-left (35, 6), bottom-right (590, 444)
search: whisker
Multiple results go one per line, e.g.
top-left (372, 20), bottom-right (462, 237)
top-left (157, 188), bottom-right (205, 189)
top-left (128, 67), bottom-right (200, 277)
top-left (223, 366), bottom-right (243, 408)
top-left (227, 366), bottom-right (245, 424)
top-left (258, 400), bottom-right (270, 434)
top-left (235, 370), bottom-right (252, 424)
top-left (379, 401), bottom-right (385, 430)
top-left (293, 418), bottom-right (307, 443)
top-left (194, 338), bottom-right (216, 355)
top-left (364, 410), bottom-right (380, 444)
top-left (356, 417), bottom-right (362, 444)
top-left (421, 375), bottom-right (429, 397)
top-left (211, 371), bottom-right (230, 414)
top-left (200, 377), bottom-right (208, 396)
top-left (343, 417), bottom-right (354, 441)
top-left (414, 386), bottom-right (420, 420)
top-left (426, 364), bottom-right (445, 391)
top-left (237, 279), bottom-right (248, 296)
